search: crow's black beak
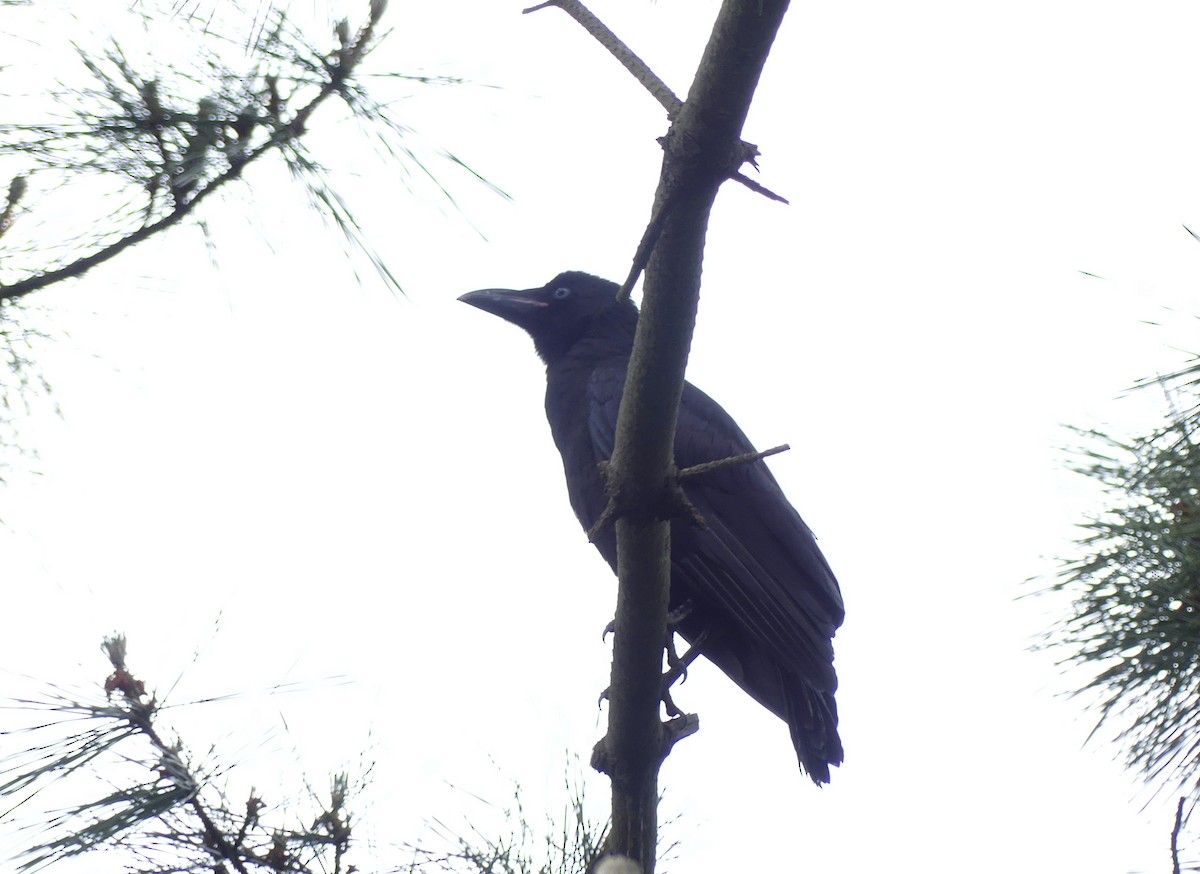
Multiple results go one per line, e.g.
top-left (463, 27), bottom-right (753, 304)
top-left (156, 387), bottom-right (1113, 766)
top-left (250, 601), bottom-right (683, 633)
top-left (458, 288), bottom-right (548, 327)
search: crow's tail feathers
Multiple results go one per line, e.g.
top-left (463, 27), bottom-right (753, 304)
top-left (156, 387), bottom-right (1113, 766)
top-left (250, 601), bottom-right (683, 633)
top-left (785, 681), bottom-right (843, 786)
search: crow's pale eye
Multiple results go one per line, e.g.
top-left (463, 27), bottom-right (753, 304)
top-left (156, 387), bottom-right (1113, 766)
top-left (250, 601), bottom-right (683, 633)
top-left (553, 287), bottom-right (572, 300)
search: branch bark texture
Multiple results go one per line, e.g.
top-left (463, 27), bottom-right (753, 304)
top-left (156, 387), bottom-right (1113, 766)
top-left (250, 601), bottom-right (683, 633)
top-left (598, 1), bottom-right (792, 870)
top-left (523, 0), bottom-right (683, 115)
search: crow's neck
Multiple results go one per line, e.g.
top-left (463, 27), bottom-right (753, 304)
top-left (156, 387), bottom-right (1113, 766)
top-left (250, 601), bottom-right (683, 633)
top-left (541, 308), bottom-right (638, 372)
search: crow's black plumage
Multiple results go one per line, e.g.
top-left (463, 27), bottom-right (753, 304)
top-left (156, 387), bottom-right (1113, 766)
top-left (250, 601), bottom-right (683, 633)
top-left (459, 271), bottom-right (844, 784)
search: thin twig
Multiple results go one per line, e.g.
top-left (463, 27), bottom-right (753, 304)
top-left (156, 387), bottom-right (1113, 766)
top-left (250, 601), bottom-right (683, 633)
top-left (523, 0), bottom-right (682, 116)
top-left (620, 171), bottom-right (784, 301)
top-left (617, 191), bottom-right (677, 303)
top-left (620, 171), bottom-right (787, 301)
top-left (1172, 796), bottom-right (1185, 874)
top-left (678, 443), bottom-right (790, 480)
top-left (732, 171), bottom-right (789, 204)
top-left (586, 499), bottom-right (618, 544)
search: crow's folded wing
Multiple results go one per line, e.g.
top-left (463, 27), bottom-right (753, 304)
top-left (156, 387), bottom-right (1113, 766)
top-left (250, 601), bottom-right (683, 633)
top-left (588, 370), bottom-right (843, 690)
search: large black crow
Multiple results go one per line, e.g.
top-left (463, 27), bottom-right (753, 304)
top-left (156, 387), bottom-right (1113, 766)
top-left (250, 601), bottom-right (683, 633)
top-left (460, 271), bottom-right (844, 783)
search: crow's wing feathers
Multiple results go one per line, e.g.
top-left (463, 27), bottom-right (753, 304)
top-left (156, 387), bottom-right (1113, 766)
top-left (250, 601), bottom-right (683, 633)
top-left (588, 369), bottom-right (843, 688)
top-left (585, 366), bottom-right (622, 462)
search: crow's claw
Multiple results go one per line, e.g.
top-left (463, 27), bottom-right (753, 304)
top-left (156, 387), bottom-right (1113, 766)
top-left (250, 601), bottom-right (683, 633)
top-left (663, 628), bottom-right (709, 690)
top-left (604, 601), bottom-right (690, 646)
top-left (598, 607), bottom-right (711, 719)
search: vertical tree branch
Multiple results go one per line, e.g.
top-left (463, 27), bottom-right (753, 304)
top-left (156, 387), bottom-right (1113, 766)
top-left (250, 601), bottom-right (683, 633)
top-left (598, 2), bottom-right (792, 871)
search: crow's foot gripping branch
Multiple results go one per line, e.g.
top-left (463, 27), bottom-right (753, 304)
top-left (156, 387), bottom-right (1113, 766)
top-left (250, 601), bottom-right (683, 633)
top-left (661, 628), bottom-right (709, 718)
top-left (598, 604), bottom-right (709, 718)
top-left (601, 599), bottom-right (693, 643)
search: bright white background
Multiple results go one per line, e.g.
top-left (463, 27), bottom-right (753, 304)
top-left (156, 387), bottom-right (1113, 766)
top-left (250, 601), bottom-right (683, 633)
top-left (4, 1), bottom-right (1200, 871)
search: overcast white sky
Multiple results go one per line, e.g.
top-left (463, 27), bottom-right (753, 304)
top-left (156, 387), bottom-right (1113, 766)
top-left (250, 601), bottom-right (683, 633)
top-left (5, 1), bottom-right (1200, 872)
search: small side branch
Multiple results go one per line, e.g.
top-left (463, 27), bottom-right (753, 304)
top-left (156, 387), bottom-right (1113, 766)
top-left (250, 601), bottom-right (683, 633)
top-left (619, 171), bottom-right (785, 302)
top-left (589, 713), bottom-right (699, 777)
top-left (732, 172), bottom-right (789, 204)
top-left (662, 713), bottom-right (699, 754)
top-left (1172, 796), bottom-right (1186, 874)
top-left (617, 190), bottom-right (677, 302)
top-left (523, 0), bottom-right (682, 116)
top-left (678, 443), bottom-right (789, 480)
top-left (589, 444), bottom-right (787, 541)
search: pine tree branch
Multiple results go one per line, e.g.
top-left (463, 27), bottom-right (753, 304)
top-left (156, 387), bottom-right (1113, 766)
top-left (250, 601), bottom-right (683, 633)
top-left (595, 3), bottom-right (793, 872)
top-left (4, 635), bottom-right (369, 873)
top-left (524, 0), bottom-right (788, 304)
top-left (522, 0), bottom-right (682, 116)
top-left (0, 2), bottom-right (386, 303)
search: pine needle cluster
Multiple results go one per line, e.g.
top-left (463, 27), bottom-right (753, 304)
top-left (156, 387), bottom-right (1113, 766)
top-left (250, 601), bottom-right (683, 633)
top-left (1, 634), bottom-right (364, 874)
top-left (1048, 358), bottom-right (1200, 799)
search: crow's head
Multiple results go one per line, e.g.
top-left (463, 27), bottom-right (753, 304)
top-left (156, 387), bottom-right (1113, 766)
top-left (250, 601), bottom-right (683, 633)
top-left (459, 271), bottom-right (637, 364)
